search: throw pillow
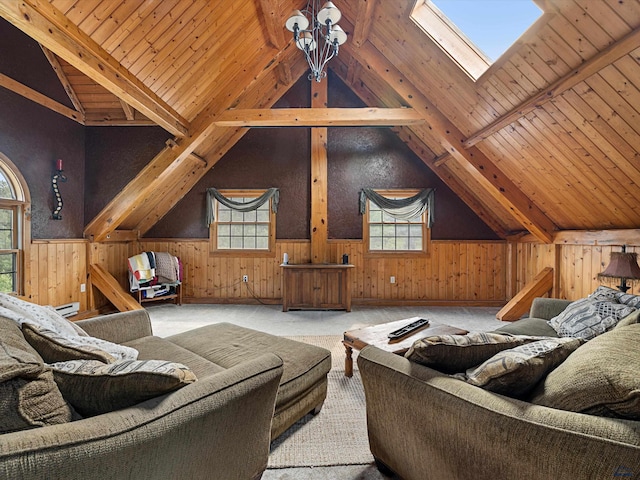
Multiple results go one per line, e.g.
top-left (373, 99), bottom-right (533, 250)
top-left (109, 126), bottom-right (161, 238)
top-left (22, 323), bottom-right (116, 364)
top-left (0, 293), bottom-right (138, 362)
top-left (463, 337), bottom-right (582, 397)
top-left (615, 291), bottom-right (640, 309)
top-left (547, 295), bottom-right (636, 340)
top-left (530, 324), bottom-right (640, 420)
top-left (50, 359), bottom-right (197, 416)
top-left (0, 318), bottom-right (74, 433)
top-left (405, 332), bottom-right (547, 374)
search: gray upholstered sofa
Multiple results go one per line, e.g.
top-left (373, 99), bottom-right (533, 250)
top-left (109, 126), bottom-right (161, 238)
top-left (358, 296), bottom-right (640, 480)
top-left (0, 308), bottom-right (331, 480)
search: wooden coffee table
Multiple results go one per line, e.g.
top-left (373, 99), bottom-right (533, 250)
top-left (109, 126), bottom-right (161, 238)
top-left (342, 317), bottom-right (468, 377)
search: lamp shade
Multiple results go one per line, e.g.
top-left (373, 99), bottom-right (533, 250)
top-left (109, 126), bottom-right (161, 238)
top-left (328, 24), bottom-right (347, 45)
top-left (598, 251), bottom-right (640, 280)
top-left (285, 10), bottom-right (309, 32)
top-left (296, 31), bottom-right (316, 51)
top-left (317, 2), bottom-right (341, 25)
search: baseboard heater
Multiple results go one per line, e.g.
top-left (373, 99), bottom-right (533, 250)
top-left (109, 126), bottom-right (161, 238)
top-left (55, 302), bottom-right (80, 318)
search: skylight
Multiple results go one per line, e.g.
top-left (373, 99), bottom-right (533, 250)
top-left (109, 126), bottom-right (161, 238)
top-left (411, 0), bottom-right (543, 80)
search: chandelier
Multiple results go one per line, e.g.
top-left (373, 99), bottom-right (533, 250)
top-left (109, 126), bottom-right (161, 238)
top-left (285, 1), bottom-right (348, 82)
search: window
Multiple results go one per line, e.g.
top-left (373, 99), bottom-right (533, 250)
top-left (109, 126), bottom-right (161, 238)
top-left (209, 189), bottom-right (276, 254)
top-left (411, 0), bottom-right (543, 80)
top-left (0, 153), bottom-right (30, 295)
top-left (364, 190), bottom-right (431, 255)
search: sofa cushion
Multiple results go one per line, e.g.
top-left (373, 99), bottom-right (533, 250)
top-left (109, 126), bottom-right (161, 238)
top-left (50, 358), bottom-right (197, 416)
top-left (547, 294), bottom-right (636, 340)
top-left (405, 332), bottom-right (546, 374)
top-left (530, 323), bottom-right (640, 420)
top-left (167, 323), bottom-right (331, 409)
top-left (462, 337), bottom-right (582, 397)
top-left (493, 317), bottom-right (559, 337)
top-left (0, 317), bottom-right (74, 433)
top-left (124, 335), bottom-right (225, 378)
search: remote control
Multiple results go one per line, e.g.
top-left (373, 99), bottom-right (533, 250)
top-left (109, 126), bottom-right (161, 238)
top-left (387, 318), bottom-right (430, 340)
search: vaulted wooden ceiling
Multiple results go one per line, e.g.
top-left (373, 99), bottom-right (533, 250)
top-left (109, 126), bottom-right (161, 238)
top-left (1, 0), bottom-right (639, 244)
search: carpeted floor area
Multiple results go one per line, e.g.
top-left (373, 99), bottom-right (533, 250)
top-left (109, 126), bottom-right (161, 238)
top-left (146, 304), bottom-right (504, 480)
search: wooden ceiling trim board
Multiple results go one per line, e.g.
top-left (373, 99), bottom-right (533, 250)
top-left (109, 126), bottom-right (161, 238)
top-left (111, 1), bottom-right (189, 68)
top-left (525, 110), bottom-right (639, 228)
top-left (76, 1), bottom-right (122, 37)
top-left (56, 0), bottom-right (99, 24)
top-left (561, 87), bottom-right (639, 174)
top-left (353, 0), bottom-right (376, 48)
top-left (464, 25), bottom-right (640, 148)
top-left (160, 13), bottom-right (269, 110)
top-left (88, 0), bottom-right (147, 46)
top-left (345, 40), bottom-right (556, 242)
top-left (594, 67), bottom-right (640, 138)
top-left (257, 0), bottom-right (286, 49)
top-left (0, 0), bottom-right (189, 137)
top-left (576, 80), bottom-right (640, 154)
top-left (574, 0), bottom-right (633, 39)
top-left (99, 1), bottom-right (160, 56)
top-left (214, 107), bottom-right (425, 127)
top-left (50, 0), bottom-right (77, 15)
top-left (128, 1), bottom-right (213, 81)
top-left (39, 46), bottom-right (85, 115)
top-left (553, 229), bottom-right (640, 246)
top-left (0, 72), bottom-right (84, 123)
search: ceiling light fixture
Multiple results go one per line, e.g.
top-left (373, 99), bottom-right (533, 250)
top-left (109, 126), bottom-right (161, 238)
top-left (285, 1), bottom-right (348, 82)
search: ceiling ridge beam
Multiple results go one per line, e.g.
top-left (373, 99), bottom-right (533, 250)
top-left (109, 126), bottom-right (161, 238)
top-left (0, 0), bottom-right (189, 137)
top-left (343, 37), bottom-right (556, 243)
top-left (0, 72), bottom-right (84, 123)
top-left (39, 45), bottom-right (84, 116)
top-left (258, 0), bottom-right (286, 49)
top-left (353, 0), bottom-right (377, 48)
top-left (215, 107), bottom-right (424, 127)
top-left (464, 25), bottom-right (640, 148)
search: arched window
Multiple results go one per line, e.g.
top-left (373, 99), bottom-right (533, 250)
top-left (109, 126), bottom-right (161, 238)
top-left (0, 153), bottom-right (30, 295)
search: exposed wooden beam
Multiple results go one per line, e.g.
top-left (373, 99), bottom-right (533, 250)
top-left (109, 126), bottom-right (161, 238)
top-left (119, 100), bottom-right (135, 121)
top-left (353, 0), bottom-right (376, 48)
top-left (512, 229), bottom-right (640, 246)
top-left (496, 267), bottom-right (554, 321)
top-left (343, 39), bottom-right (556, 243)
top-left (0, 72), bottom-right (83, 123)
top-left (258, 0), bottom-right (286, 50)
top-left (310, 80), bottom-right (329, 264)
top-left (39, 45), bottom-right (84, 115)
top-left (215, 107), bottom-right (424, 127)
top-left (89, 264), bottom-right (143, 312)
top-left (276, 59), bottom-right (293, 86)
top-left (0, 0), bottom-right (189, 137)
top-left (464, 25), bottom-right (640, 148)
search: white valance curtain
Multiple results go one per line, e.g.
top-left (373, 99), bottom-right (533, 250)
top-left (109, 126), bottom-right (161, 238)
top-left (206, 187), bottom-right (279, 226)
top-left (359, 188), bottom-right (435, 227)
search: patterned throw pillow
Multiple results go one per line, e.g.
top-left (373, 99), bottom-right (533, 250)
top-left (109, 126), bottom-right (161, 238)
top-left (0, 318), bottom-right (74, 433)
top-left (405, 332), bottom-right (547, 373)
top-left (530, 324), bottom-right (640, 420)
top-left (50, 359), bottom-right (197, 416)
top-left (547, 294), bottom-right (636, 340)
top-left (21, 323), bottom-right (117, 364)
top-left (462, 338), bottom-right (582, 397)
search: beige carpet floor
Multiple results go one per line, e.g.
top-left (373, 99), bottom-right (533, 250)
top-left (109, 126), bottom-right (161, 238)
top-left (268, 335), bottom-right (371, 468)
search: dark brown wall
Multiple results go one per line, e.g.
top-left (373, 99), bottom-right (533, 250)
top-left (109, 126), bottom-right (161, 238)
top-left (84, 126), bottom-right (169, 222)
top-left (0, 19), bottom-right (85, 238)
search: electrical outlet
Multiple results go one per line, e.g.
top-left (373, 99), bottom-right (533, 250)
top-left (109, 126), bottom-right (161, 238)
top-left (390, 276), bottom-right (396, 284)
top-left (80, 283), bottom-right (86, 292)
top-left (242, 275), bottom-right (248, 283)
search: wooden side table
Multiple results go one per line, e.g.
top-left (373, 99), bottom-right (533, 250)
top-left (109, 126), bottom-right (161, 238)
top-left (281, 263), bottom-right (353, 312)
top-left (342, 318), bottom-right (468, 377)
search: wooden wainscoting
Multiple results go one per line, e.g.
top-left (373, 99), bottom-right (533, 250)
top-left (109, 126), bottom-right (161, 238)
top-left (29, 240), bottom-right (88, 311)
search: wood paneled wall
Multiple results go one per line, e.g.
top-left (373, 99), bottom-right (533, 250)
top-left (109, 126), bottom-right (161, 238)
top-left (25, 238), bottom-right (640, 313)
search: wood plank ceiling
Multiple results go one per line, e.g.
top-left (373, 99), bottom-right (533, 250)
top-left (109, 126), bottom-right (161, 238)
top-left (0, 0), bottom-right (639, 243)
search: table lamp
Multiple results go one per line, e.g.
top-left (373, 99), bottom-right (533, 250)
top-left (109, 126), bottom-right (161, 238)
top-left (598, 245), bottom-right (640, 293)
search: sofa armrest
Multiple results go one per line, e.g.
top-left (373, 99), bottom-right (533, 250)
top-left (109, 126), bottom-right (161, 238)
top-left (75, 310), bottom-right (153, 343)
top-left (529, 297), bottom-right (572, 320)
top-left (357, 346), bottom-right (640, 480)
top-left (0, 352), bottom-right (284, 480)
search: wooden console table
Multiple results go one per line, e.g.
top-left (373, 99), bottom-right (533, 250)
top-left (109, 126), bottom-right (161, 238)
top-left (281, 263), bottom-right (353, 312)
